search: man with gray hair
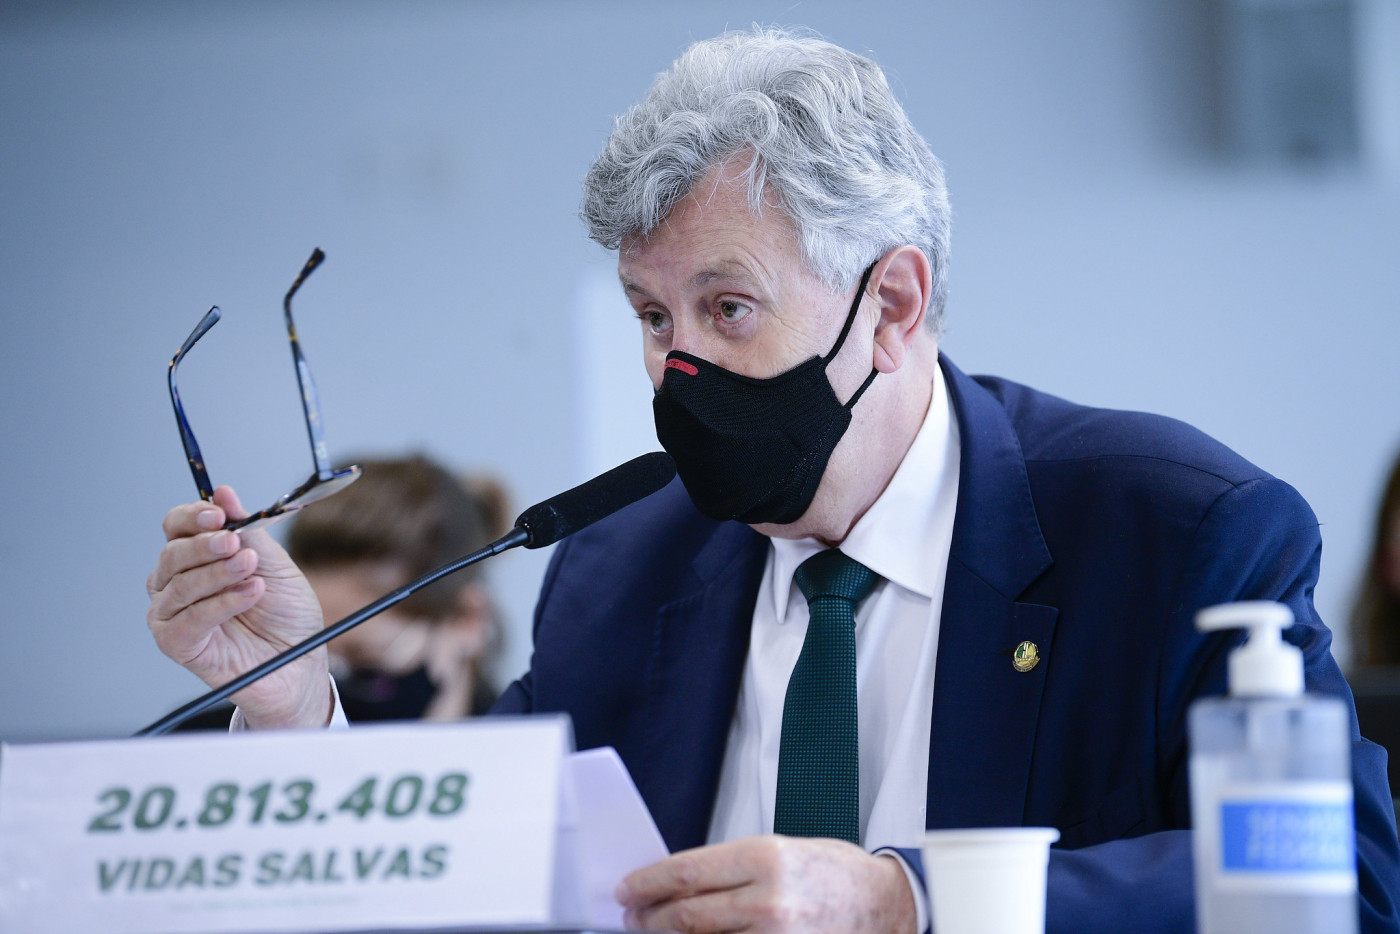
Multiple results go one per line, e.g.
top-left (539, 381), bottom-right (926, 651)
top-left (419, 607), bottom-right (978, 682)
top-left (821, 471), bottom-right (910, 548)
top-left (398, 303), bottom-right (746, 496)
top-left (148, 27), bottom-right (1400, 934)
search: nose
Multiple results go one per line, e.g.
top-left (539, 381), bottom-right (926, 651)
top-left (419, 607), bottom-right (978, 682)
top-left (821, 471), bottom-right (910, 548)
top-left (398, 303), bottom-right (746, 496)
top-left (666, 316), bottom-right (700, 357)
top-left (669, 311), bottom-right (739, 364)
top-left (648, 320), bottom-right (705, 390)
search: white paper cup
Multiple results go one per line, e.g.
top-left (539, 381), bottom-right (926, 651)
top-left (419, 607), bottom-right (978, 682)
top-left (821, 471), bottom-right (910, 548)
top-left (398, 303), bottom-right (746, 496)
top-left (921, 826), bottom-right (1060, 934)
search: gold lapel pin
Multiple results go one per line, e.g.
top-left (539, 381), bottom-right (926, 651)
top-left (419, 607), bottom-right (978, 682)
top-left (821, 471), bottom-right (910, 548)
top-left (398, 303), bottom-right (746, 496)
top-left (1012, 640), bottom-right (1040, 672)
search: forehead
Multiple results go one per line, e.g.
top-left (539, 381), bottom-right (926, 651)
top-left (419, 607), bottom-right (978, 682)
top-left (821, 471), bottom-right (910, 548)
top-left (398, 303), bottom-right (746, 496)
top-left (617, 165), bottom-right (806, 295)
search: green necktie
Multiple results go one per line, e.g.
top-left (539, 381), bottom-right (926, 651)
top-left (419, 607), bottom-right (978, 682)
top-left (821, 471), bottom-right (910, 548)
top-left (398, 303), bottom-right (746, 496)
top-left (773, 548), bottom-right (878, 844)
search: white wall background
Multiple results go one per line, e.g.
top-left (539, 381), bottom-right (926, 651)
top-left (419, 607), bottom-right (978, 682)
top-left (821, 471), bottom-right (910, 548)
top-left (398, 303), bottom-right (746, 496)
top-left (1, 0), bottom-right (1396, 743)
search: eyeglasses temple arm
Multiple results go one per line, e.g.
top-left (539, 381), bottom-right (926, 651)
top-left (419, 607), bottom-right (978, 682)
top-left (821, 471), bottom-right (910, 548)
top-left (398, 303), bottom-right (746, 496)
top-left (168, 306), bottom-right (220, 502)
top-left (284, 248), bottom-right (334, 481)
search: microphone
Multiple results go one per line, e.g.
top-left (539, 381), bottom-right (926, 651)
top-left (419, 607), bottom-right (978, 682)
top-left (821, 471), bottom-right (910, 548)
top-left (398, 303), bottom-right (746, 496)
top-left (516, 451), bottom-right (678, 548)
top-left (135, 452), bottom-right (676, 736)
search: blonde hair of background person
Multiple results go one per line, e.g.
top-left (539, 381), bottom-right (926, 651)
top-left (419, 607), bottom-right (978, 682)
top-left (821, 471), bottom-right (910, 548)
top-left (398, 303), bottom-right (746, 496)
top-left (1353, 451), bottom-right (1400, 667)
top-left (286, 455), bottom-right (509, 721)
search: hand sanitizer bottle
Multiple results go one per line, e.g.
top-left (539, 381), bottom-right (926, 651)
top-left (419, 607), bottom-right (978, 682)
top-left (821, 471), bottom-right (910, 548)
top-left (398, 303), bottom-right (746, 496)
top-left (1189, 601), bottom-right (1357, 933)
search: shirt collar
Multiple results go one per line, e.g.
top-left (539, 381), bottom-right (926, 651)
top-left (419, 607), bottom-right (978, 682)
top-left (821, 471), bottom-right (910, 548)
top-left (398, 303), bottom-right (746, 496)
top-left (769, 364), bottom-right (958, 622)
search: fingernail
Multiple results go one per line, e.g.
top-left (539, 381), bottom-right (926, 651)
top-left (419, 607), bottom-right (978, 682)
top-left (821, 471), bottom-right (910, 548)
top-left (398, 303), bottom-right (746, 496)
top-left (225, 551), bottom-right (253, 573)
top-left (210, 532), bottom-right (236, 555)
top-left (197, 510), bottom-right (221, 530)
top-left (233, 579), bottom-right (258, 595)
top-left (614, 881), bottom-right (631, 905)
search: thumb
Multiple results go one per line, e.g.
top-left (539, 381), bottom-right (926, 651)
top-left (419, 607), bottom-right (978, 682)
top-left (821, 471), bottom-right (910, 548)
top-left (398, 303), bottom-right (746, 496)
top-left (212, 485), bottom-right (251, 521)
top-left (211, 486), bottom-right (287, 558)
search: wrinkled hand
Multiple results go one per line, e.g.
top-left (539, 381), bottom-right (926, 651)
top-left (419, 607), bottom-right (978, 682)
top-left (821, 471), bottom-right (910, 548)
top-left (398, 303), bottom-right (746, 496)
top-left (146, 486), bottom-right (331, 729)
top-left (616, 835), bottom-right (917, 934)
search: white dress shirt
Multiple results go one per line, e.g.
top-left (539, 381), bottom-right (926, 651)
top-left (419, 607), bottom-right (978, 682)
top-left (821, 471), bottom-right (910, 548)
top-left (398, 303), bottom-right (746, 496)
top-left (706, 365), bottom-right (960, 929)
top-left (229, 676), bottom-right (349, 731)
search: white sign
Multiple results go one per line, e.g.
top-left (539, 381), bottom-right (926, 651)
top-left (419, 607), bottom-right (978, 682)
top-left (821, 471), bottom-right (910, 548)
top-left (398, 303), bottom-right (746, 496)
top-left (0, 715), bottom-right (665, 933)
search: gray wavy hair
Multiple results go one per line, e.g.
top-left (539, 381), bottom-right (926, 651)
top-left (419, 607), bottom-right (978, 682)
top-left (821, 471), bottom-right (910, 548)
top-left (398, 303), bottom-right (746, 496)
top-left (581, 27), bottom-right (952, 332)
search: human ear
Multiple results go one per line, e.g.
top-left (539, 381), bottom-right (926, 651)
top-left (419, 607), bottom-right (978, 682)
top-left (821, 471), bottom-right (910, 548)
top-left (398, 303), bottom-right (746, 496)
top-left (869, 246), bottom-right (932, 373)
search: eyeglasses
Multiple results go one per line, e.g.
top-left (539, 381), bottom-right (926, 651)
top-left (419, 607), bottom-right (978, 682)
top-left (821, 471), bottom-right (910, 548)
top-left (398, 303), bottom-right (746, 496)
top-left (168, 248), bottom-right (361, 532)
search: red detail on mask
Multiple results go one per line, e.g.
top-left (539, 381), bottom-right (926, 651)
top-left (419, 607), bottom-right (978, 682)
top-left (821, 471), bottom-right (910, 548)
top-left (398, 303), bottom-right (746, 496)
top-left (665, 359), bottom-right (699, 376)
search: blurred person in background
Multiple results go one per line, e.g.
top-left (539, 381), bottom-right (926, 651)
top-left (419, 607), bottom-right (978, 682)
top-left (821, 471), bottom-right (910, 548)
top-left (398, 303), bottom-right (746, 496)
top-left (1348, 450), bottom-right (1400, 806)
top-left (1353, 450), bottom-right (1400, 667)
top-left (171, 453), bottom-right (507, 730)
top-left (290, 454), bottom-right (508, 722)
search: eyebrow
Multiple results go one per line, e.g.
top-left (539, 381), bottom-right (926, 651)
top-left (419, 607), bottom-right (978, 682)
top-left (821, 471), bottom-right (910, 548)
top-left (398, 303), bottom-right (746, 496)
top-left (619, 262), bottom-right (760, 299)
top-left (690, 262), bottom-right (757, 290)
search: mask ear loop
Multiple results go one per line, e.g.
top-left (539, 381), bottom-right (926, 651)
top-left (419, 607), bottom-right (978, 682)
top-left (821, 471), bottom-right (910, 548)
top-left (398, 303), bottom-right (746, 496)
top-left (822, 262), bottom-right (879, 365)
top-left (823, 261), bottom-right (881, 410)
top-left (843, 364), bottom-right (880, 410)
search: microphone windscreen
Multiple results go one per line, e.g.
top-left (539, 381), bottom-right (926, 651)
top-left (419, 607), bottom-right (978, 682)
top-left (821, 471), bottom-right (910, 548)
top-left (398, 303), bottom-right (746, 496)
top-left (515, 452), bottom-right (676, 548)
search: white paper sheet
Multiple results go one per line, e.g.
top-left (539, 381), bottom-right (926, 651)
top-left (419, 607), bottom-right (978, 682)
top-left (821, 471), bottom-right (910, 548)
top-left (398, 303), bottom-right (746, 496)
top-left (561, 747), bottom-right (670, 930)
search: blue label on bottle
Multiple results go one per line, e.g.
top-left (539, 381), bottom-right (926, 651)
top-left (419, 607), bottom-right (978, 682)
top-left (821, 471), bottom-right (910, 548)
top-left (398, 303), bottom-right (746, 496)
top-left (1220, 799), bottom-right (1354, 873)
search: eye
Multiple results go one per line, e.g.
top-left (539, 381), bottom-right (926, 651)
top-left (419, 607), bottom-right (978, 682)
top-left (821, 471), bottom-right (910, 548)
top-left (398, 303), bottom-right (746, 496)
top-left (637, 309), bottom-right (671, 335)
top-left (717, 300), bottom-right (752, 323)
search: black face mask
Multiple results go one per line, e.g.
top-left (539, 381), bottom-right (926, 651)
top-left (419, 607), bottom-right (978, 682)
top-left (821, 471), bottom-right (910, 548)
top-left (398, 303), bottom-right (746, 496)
top-left (652, 264), bottom-right (878, 525)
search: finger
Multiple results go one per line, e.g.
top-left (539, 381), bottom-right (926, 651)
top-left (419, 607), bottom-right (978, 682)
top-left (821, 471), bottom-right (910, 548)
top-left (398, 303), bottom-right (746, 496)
top-left (149, 576), bottom-right (267, 665)
top-left (619, 844), bottom-right (758, 909)
top-left (627, 887), bottom-right (758, 934)
top-left (149, 544), bottom-right (259, 627)
top-left (213, 485), bottom-right (284, 555)
top-left (162, 500), bottom-right (226, 542)
top-left (149, 528), bottom-right (251, 596)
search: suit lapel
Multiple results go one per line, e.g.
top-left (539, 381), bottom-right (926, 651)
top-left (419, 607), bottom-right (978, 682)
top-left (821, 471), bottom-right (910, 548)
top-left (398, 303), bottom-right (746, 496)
top-left (629, 519), bottom-right (768, 853)
top-left (926, 356), bottom-right (1058, 828)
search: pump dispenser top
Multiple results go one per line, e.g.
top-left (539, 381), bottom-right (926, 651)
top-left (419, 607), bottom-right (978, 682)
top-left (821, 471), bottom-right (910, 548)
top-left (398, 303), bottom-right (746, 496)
top-left (1196, 600), bottom-right (1303, 698)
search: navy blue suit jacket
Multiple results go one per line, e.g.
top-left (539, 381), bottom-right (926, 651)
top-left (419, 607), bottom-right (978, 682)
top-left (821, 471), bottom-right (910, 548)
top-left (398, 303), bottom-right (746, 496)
top-left (495, 356), bottom-right (1400, 933)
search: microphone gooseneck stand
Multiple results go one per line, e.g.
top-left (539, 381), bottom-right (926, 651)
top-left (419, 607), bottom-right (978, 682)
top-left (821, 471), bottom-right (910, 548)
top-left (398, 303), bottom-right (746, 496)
top-left (134, 451), bottom-right (676, 737)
